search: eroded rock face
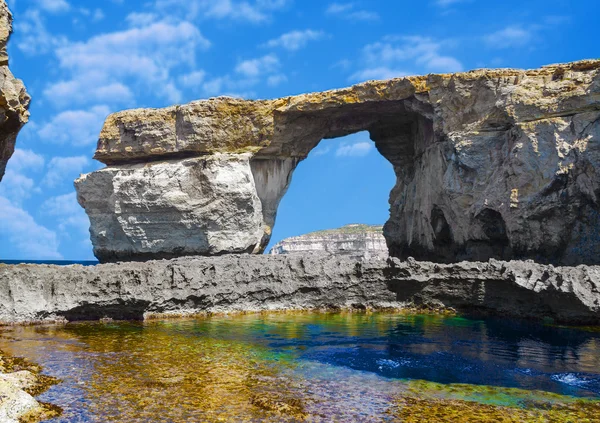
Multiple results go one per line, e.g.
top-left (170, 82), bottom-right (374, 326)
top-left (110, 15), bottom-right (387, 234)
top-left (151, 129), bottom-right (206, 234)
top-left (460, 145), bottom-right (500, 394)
top-left (75, 154), bottom-right (263, 261)
top-left (0, 256), bottom-right (599, 324)
top-left (77, 60), bottom-right (600, 264)
top-left (0, 0), bottom-right (30, 181)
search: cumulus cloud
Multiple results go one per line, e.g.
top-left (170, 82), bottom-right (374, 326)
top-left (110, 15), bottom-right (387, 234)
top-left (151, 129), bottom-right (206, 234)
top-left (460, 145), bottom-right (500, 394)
top-left (42, 192), bottom-right (91, 245)
top-left (0, 170), bottom-right (36, 204)
top-left (435, 0), bottom-right (467, 6)
top-left (325, 3), bottom-right (379, 21)
top-left (267, 74), bottom-right (287, 87)
top-left (0, 149), bottom-right (45, 204)
top-left (152, 0), bottom-right (290, 23)
top-left (179, 70), bottom-right (207, 88)
top-left (14, 9), bottom-right (67, 55)
top-left (37, 105), bottom-right (111, 146)
top-left (264, 29), bottom-right (326, 51)
top-left (336, 141), bottom-right (373, 157)
top-left (44, 21), bottom-right (210, 107)
top-left (36, 0), bottom-right (70, 13)
top-left (42, 156), bottom-right (90, 188)
top-left (350, 67), bottom-right (409, 81)
top-left (0, 196), bottom-right (62, 259)
top-left (484, 26), bottom-right (532, 49)
top-left (350, 35), bottom-right (463, 82)
top-left (7, 149), bottom-right (45, 172)
top-left (236, 54), bottom-right (280, 77)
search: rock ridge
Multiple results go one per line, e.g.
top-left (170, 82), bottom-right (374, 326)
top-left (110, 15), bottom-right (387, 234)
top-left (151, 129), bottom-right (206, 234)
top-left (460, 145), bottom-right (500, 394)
top-left (0, 255), bottom-right (598, 325)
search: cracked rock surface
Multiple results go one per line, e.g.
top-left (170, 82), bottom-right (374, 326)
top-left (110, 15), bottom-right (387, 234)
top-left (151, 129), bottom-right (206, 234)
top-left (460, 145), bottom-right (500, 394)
top-left (0, 255), bottom-right (598, 325)
top-left (77, 60), bottom-right (600, 264)
top-left (0, 0), bottom-right (30, 182)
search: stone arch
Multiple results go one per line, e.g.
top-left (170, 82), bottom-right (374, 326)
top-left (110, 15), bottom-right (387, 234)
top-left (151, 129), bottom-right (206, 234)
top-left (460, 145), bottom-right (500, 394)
top-left (77, 61), bottom-right (600, 264)
top-left (249, 97), bottom-right (435, 253)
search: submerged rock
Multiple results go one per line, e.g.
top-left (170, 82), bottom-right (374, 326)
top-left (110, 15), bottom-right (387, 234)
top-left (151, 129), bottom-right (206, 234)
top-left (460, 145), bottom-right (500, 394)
top-left (269, 224), bottom-right (388, 259)
top-left (0, 255), bottom-right (598, 325)
top-left (76, 60), bottom-right (600, 264)
top-left (0, 0), bottom-right (30, 182)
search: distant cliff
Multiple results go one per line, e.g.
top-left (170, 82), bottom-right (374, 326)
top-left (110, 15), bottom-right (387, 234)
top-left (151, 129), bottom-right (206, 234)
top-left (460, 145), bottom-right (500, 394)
top-left (269, 224), bottom-right (388, 259)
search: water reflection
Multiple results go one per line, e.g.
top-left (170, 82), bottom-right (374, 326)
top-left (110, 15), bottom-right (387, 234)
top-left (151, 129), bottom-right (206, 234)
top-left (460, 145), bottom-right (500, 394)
top-left (0, 313), bottom-right (599, 422)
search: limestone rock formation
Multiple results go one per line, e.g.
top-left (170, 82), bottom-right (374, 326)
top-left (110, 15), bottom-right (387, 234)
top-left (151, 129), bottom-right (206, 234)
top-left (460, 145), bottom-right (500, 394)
top-left (0, 0), bottom-right (30, 182)
top-left (76, 154), bottom-right (264, 261)
top-left (269, 224), bottom-right (388, 259)
top-left (77, 60), bottom-right (600, 264)
top-left (0, 256), bottom-right (599, 324)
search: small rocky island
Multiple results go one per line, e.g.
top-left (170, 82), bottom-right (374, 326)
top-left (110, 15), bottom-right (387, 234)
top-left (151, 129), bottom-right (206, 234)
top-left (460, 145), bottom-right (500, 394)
top-left (269, 224), bottom-right (388, 259)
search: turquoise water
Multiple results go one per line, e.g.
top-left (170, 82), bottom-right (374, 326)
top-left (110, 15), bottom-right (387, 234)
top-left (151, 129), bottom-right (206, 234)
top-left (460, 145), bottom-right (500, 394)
top-left (1, 313), bottom-right (600, 421)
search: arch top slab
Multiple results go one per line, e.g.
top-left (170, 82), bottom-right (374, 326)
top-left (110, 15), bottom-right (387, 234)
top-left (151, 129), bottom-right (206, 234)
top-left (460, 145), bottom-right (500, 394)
top-left (77, 60), bottom-right (600, 265)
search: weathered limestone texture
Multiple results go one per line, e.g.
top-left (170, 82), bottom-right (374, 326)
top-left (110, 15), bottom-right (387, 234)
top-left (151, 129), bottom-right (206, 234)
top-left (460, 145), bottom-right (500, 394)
top-left (77, 60), bottom-right (600, 264)
top-left (269, 224), bottom-right (388, 259)
top-left (0, 0), bottom-right (30, 181)
top-left (0, 256), bottom-right (599, 324)
top-left (76, 154), bottom-right (264, 261)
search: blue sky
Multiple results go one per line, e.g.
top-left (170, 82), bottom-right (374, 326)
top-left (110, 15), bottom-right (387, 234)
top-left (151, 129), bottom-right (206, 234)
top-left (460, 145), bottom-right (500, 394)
top-left (0, 0), bottom-right (598, 260)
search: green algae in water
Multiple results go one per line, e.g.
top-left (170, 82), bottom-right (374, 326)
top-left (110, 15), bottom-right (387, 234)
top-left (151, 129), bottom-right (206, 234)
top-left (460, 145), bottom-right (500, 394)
top-left (1, 313), bottom-right (600, 422)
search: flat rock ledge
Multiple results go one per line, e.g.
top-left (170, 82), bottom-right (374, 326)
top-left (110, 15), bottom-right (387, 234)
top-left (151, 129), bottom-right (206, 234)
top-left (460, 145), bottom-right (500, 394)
top-left (0, 255), bottom-right (599, 325)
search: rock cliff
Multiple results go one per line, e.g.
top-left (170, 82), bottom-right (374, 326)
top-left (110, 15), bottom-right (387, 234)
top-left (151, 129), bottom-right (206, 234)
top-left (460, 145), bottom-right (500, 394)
top-left (269, 224), bottom-right (388, 259)
top-left (0, 0), bottom-right (30, 182)
top-left (76, 60), bottom-right (600, 264)
top-left (0, 255), bottom-right (599, 324)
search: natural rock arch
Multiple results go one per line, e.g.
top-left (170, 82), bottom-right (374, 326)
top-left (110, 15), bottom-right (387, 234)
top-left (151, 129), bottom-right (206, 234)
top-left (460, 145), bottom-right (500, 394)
top-left (76, 60), bottom-right (600, 265)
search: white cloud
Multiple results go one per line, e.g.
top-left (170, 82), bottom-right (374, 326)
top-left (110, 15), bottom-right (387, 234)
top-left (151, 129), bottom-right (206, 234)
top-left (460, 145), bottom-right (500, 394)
top-left (36, 0), bottom-right (70, 13)
top-left (484, 26), bottom-right (532, 49)
top-left (350, 67), bottom-right (409, 81)
top-left (42, 192), bottom-right (91, 241)
top-left (42, 156), bottom-right (90, 188)
top-left (325, 3), bottom-right (379, 21)
top-left (92, 8), bottom-right (105, 22)
top-left (179, 70), bottom-right (207, 88)
top-left (14, 9), bottom-right (67, 55)
top-left (126, 12), bottom-right (159, 27)
top-left (152, 0), bottom-right (289, 23)
top-left (267, 74), bottom-right (287, 87)
top-left (235, 54), bottom-right (280, 77)
top-left (7, 149), bottom-right (45, 172)
top-left (42, 192), bottom-right (81, 216)
top-left (38, 105), bottom-right (111, 147)
top-left (44, 21), bottom-right (210, 107)
top-left (265, 29), bottom-right (326, 51)
top-left (44, 78), bottom-right (133, 108)
top-left (0, 170), bottom-right (36, 204)
top-left (336, 141), bottom-right (373, 157)
top-left (435, 0), bottom-right (467, 6)
top-left (0, 196), bottom-right (62, 260)
top-left (351, 35), bottom-right (463, 81)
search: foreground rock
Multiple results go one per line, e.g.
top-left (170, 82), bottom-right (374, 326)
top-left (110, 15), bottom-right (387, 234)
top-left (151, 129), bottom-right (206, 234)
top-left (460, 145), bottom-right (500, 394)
top-left (0, 0), bottom-right (30, 182)
top-left (77, 60), bottom-right (600, 264)
top-left (269, 224), bottom-right (388, 259)
top-left (0, 256), bottom-right (598, 325)
top-left (0, 352), bottom-right (60, 423)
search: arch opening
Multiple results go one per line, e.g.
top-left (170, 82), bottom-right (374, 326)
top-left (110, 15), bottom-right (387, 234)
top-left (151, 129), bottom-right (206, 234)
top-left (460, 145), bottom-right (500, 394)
top-left (249, 97), bottom-right (437, 256)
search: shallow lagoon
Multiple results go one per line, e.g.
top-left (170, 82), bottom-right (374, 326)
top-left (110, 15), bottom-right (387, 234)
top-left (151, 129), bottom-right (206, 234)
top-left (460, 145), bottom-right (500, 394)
top-left (2, 313), bottom-right (600, 422)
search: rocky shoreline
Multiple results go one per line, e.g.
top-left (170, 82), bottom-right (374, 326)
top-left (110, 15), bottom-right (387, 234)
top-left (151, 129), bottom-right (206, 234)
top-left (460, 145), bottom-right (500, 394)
top-left (0, 350), bottom-right (60, 423)
top-left (0, 255), bottom-right (598, 326)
